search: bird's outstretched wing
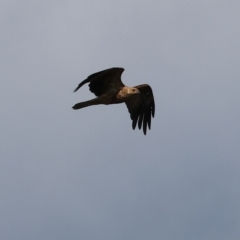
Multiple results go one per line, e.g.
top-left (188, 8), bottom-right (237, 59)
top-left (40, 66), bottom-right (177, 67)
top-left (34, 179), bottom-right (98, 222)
top-left (125, 84), bottom-right (155, 135)
top-left (74, 68), bottom-right (125, 96)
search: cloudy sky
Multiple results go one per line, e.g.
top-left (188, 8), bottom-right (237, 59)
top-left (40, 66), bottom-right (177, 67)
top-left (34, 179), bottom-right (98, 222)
top-left (1, 0), bottom-right (240, 239)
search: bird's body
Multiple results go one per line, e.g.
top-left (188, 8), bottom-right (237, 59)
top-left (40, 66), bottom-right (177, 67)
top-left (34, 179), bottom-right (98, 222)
top-left (72, 67), bottom-right (155, 135)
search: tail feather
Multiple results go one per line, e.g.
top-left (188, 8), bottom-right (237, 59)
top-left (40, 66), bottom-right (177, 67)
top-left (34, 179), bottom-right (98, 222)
top-left (72, 97), bottom-right (105, 110)
top-left (72, 102), bottom-right (91, 110)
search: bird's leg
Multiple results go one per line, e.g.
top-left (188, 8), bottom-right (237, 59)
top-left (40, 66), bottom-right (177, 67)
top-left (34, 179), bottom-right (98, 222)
top-left (72, 96), bottom-right (107, 110)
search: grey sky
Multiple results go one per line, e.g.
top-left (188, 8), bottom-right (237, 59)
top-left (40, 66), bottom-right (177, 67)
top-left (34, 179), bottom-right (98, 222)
top-left (1, 0), bottom-right (240, 239)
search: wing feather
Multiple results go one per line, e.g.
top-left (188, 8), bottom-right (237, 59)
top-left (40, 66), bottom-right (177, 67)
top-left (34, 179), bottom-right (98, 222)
top-left (73, 68), bottom-right (125, 96)
top-left (125, 84), bottom-right (155, 135)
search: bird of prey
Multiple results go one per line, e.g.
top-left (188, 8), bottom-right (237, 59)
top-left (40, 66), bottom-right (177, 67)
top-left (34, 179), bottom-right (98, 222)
top-left (72, 67), bottom-right (155, 135)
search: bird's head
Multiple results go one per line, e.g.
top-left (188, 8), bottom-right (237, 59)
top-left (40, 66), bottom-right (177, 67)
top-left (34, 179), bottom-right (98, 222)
top-left (119, 86), bottom-right (140, 99)
top-left (127, 87), bottom-right (140, 95)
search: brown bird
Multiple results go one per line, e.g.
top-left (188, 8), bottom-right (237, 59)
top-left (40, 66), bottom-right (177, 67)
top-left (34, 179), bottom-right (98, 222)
top-left (72, 67), bottom-right (155, 135)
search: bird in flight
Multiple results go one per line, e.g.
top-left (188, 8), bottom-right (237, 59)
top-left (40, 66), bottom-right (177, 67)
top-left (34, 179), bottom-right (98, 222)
top-left (72, 67), bottom-right (155, 135)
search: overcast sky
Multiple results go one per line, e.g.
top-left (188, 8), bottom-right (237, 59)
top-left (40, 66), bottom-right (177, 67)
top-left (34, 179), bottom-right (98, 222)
top-left (1, 1), bottom-right (240, 239)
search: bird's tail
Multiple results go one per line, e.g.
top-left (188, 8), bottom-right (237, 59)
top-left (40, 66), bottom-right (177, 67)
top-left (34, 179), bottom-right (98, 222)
top-left (72, 97), bottom-right (105, 110)
top-left (72, 102), bottom-right (91, 109)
